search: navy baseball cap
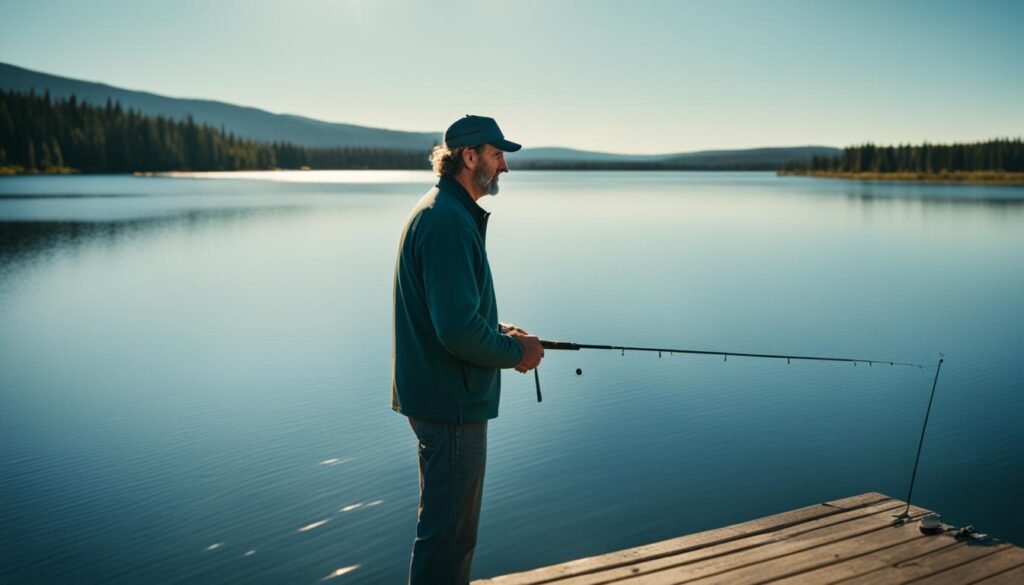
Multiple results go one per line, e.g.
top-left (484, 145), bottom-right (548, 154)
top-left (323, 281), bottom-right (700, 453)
top-left (443, 115), bottom-right (521, 152)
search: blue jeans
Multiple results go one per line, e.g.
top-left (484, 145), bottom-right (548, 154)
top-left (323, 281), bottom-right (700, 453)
top-left (408, 418), bottom-right (488, 585)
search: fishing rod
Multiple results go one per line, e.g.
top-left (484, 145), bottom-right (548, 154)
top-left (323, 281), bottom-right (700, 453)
top-left (531, 339), bottom-right (927, 403)
top-left (896, 355), bottom-right (944, 523)
top-left (530, 338), bottom-right (945, 522)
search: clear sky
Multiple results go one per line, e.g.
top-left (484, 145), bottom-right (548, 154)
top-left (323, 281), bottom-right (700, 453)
top-left (1, 0), bottom-right (1021, 154)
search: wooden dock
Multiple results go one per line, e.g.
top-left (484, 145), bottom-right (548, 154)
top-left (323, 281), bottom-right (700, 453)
top-left (475, 492), bottom-right (1022, 584)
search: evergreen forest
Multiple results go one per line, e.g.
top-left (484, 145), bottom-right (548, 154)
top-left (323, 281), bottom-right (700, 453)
top-left (793, 140), bottom-right (1024, 174)
top-left (0, 89), bottom-right (430, 173)
top-left (3, 88), bottom-right (1021, 178)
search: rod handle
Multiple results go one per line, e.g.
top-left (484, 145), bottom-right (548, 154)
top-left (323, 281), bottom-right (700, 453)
top-left (540, 340), bottom-right (580, 350)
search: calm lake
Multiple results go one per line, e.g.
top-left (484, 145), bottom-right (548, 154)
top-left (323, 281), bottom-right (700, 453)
top-left (1, 171), bottom-right (1022, 584)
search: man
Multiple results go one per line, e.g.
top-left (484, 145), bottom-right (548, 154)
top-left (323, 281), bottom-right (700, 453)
top-left (392, 114), bottom-right (544, 584)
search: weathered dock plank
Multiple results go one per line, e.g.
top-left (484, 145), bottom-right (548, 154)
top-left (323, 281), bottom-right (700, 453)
top-left (592, 504), bottom-right (929, 585)
top-left (923, 547), bottom-right (1024, 585)
top-left (976, 562), bottom-right (1024, 584)
top-left (837, 541), bottom-right (1014, 585)
top-left (476, 493), bottom-right (893, 585)
top-left (771, 539), bottom-right (987, 583)
top-left (474, 492), bottom-right (1020, 584)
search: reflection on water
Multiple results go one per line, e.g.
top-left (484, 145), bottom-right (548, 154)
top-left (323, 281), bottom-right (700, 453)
top-left (322, 565), bottom-right (360, 580)
top-left (830, 176), bottom-right (1024, 202)
top-left (338, 500), bottom-right (381, 512)
top-left (844, 189), bottom-right (1024, 206)
top-left (319, 458), bottom-right (351, 466)
top-left (1, 172), bottom-right (1021, 585)
top-left (0, 209), bottom-right (302, 270)
top-left (298, 520), bottom-right (330, 532)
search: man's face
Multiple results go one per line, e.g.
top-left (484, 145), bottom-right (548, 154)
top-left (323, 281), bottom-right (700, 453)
top-left (471, 144), bottom-right (509, 196)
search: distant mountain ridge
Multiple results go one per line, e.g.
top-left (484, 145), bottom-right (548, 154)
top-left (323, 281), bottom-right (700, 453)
top-left (1, 62), bottom-right (841, 167)
top-left (0, 62), bottom-right (440, 150)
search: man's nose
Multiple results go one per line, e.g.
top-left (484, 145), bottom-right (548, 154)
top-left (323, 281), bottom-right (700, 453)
top-left (498, 158), bottom-right (509, 173)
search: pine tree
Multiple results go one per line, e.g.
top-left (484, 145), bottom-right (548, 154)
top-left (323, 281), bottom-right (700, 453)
top-left (26, 137), bottom-right (35, 171)
top-left (51, 139), bottom-right (64, 169)
top-left (40, 141), bottom-right (53, 169)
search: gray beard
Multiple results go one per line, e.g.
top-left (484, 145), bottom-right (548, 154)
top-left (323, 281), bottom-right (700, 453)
top-left (473, 165), bottom-right (500, 196)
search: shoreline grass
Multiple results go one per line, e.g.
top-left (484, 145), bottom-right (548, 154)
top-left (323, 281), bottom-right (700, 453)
top-left (0, 165), bottom-right (77, 176)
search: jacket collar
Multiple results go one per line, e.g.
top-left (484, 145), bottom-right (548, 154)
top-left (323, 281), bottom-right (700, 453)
top-left (438, 176), bottom-right (489, 223)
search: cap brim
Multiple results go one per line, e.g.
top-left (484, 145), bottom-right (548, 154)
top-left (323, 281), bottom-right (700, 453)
top-left (492, 138), bottom-right (522, 152)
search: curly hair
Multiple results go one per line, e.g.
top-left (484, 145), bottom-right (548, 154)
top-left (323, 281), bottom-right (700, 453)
top-left (430, 144), bottom-right (485, 178)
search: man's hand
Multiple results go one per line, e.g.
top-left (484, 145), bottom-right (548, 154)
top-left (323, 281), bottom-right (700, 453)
top-left (500, 322), bottom-right (529, 337)
top-left (514, 335), bottom-right (544, 373)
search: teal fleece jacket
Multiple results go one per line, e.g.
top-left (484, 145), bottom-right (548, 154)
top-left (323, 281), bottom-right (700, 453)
top-left (391, 176), bottom-right (523, 423)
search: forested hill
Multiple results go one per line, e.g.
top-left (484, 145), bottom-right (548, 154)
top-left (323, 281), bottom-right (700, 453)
top-left (0, 61), bottom-right (439, 150)
top-left (0, 90), bottom-right (429, 173)
top-left (5, 84), bottom-right (1020, 178)
top-left (787, 140), bottom-right (1024, 174)
top-left (1, 62), bottom-right (849, 171)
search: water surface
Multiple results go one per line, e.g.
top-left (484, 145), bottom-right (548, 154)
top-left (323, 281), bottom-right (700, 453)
top-left (1, 171), bottom-right (1022, 584)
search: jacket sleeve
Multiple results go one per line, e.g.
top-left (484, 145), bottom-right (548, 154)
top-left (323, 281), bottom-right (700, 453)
top-left (419, 228), bottom-right (523, 369)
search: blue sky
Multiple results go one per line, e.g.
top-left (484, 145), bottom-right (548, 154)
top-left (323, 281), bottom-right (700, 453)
top-left (1, 0), bottom-right (1021, 153)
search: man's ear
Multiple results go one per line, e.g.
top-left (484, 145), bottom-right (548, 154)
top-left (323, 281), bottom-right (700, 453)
top-left (461, 147), bottom-right (478, 170)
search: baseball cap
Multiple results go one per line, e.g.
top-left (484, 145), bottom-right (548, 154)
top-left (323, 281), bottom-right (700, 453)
top-left (443, 115), bottom-right (522, 152)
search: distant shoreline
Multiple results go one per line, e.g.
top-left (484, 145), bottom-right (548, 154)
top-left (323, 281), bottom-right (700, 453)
top-left (0, 166), bottom-right (76, 176)
top-left (5, 168), bottom-right (1024, 185)
top-left (2, 167), bottom-right (778, 177)
top-left (779, 170), bottom-right (1024, 186)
